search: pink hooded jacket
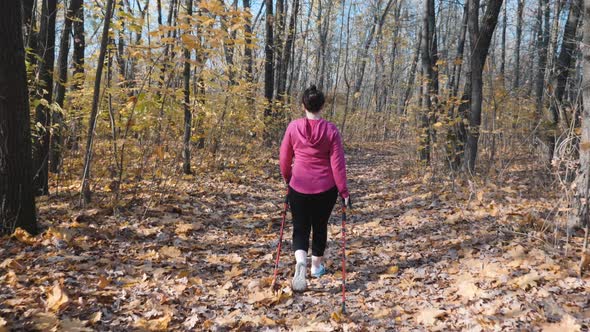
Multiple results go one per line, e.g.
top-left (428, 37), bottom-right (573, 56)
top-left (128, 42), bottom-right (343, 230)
top-left (279, 118), bottom-right (349, 198)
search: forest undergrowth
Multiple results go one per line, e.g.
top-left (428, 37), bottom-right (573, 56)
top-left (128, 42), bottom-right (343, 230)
top-left (1, 141), bottom-right (589, 331)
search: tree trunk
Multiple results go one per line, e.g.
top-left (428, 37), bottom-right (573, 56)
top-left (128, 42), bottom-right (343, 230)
top-left (399, 28), bottom-right (421, 115)
top-left (547, 0), bottom-right (582, 158)
top-left (448, 1), bottom-right (468, 99)
top-left (381, 1), bottom-right (404, 139)
top-left (329, 0), bottom-right (348, 118)
top-left (534, 0), bottom-right (550, 121)
top-left (513, 0), bottom-right (524, 90)
top-left (23, 0), bottom-right (38, 60)
top-left (50, 0), bottom-right (82, 173)
top-left (527, 1), bottom-right (542, 96)
top-left (317, 0), bottom-right (333, 91)
top-left (243, 0), bottom-right (254, 88)
top-left (463, 0), bottom-right (504, 173)
top-left (0, 0), bottom-right (38, 235)
top-left (352, 0), bottom-right (395, 108)
top-left (277, 0), bottom-right (299, 101)
top-left (80, 0), bottom-right (115, 204)
top-left (155, 0), bottom-right (178, 145)
top-left (182, 0), bottom-right (193, 174)
top-left (291, 0), bottom-right (313, 96)
top-left (263, 0), bottom-right (275, 143)
top-left (33, 0), bottom-right (57, 196)
top-left (69, 0), bottom-right (84, 151)
top-left (420, 0), bottom-right (438, 163)
top-left (500, 1), bottom-right (506, 79)
top-left (340, 0), bottom-right (353, 135)
top-left (547, 0), bottom-right (563, 77)
top-left (568, 0), bottom-right (590, 231)
top-left (446, 1), bottom-right (468, 170)
top-left (275, 0), bottom-right (285, 97)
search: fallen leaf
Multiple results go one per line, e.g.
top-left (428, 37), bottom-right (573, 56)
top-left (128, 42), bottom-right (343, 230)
top-left (223, 253), bottom-right (242, 264)
top-left (0, 316), bottom-right (7, 332)
top-left (5, 270), bottom-right (18, 287)
top-left (224, 266), bottom-right (244, 278)
top-left (32, 312), bottom-right (59, 331)
top-left (542, 315), bottom-right (581, 332)
top-left (135, 312), bottom-right (173, 331)
top-left (415, 308), bottom-right (445, 326)
top-left (175, 222), bottom-right (202, 235)
top-left (88, 311), bottom-right (102, 325)
top-left (512, 270), bottom-right (541, 289)
top-left (247, 289), bottom-right (275, 305)
top-left (46, 282), bottom-right (69, 313)
top-left (507, 245), bottom-right (526, 259)
top-left (372, 308), bottom-right (391, 319)
top-left (97, 275), bottom-right (109, 289)
top-left (214, 310), bottom-right (240, 327)
top-left (455, 274), bottom-right (483, 300)
top-left (183, 314), bottom-right (200, 329)
top-left (0, 258), bottom-right (24, 271)
top-left (379, 265), bottom-right (400, 280)
top-left (60, 318), bottom-right (93, 332)
top-left (12, 228), bottom-right (37, 245)
top-left (159, 246), bottom-right (181, 259)
top-left (330, 310), bottom-right (344, 323)
top-left (579, 252), bottom-right (590, 276)
top-left (241, 314), bottom-right (276, 326)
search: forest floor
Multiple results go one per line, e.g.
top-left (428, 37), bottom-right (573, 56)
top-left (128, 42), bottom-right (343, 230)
top-left (1, 143), bottom-right (590, 331)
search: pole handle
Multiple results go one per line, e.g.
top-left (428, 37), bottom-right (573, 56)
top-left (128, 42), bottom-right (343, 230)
top-left (341, 196), bottom-right (352, 209)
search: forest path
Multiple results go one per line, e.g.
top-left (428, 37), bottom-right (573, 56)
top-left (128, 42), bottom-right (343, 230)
top-left (1, 144), bottom-right (589, 331)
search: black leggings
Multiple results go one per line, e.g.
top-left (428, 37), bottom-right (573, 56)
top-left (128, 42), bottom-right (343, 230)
top-left (289, 186), bottom-right (338, 257)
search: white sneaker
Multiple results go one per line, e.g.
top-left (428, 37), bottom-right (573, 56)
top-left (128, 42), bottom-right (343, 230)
top-left (291, 262), bottom-right (307, 292)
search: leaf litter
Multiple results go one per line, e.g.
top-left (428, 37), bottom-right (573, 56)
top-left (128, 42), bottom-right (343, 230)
top-left (0, 143), bottom-right (589, 330)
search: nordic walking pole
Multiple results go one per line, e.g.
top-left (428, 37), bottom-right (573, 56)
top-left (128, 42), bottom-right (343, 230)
top-left (271, 189), bottom-right (289, 290)
top-left (341, 197), bottom-right (351, 314)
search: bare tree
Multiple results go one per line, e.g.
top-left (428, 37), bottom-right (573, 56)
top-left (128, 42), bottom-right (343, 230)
top-left (50, 0), bottom-right (83, 173)
top-left (243, 0), bottom-right (254, 87)
top-left (500, 1), bottom-right (507, 79)
top-left (547, 0), bottom-right (582, 158)
top-left (277, 0), bottom-right (299, 101)
top-left (399, 28), bottom-right (421, 116)
top-left (448, 2), bottom-right (468, 99)
top-left (33, 0), bottom-right (57, 195)
top-left (263, 0), bottom-right (275, 143)
top-left (182, 0), bottom-right (193, 174)
top-left (352, 0), bottom-right (395, 109)
top-left (568, 0), bottom-right (590, 245)
top-left (419, 0), bottom-right (438, 163)
top-left (513, 0), bottom-right (524, 90)
top-left (69, 0), bottom-right (85, 151)
top-left (0, 0), bottom-right (38, 235)
top-left (463, 0), bottom-right (504, 173)
top-left (80, 0), bottom-right (116, 204)
top-left (23, 0), bottom-right (38, 61)
top-left (316, 0), bottom-right (334, 91)
top-left (534, 0), bottom-right (550, 121)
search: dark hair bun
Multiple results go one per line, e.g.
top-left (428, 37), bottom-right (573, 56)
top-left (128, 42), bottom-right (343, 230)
top-left (302, 85), bottom-right (325, 113)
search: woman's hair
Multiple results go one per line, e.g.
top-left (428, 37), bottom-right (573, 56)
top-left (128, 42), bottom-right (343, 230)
top-left (302, 85), bottom-right (325, 113)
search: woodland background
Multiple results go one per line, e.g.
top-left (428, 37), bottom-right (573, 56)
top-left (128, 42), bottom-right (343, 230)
top-left (1, 0), bottom-right (590, 330)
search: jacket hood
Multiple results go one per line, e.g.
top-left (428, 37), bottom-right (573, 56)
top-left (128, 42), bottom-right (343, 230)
top-left (295, 118), bottom-right (328, 147)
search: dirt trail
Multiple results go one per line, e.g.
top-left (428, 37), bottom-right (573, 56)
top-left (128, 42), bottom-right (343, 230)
top-left (1, 145), bottom-right (589, 331)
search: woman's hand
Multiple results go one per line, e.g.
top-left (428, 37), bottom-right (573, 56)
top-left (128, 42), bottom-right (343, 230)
top-left (343, 196), bottom-right (351, 208)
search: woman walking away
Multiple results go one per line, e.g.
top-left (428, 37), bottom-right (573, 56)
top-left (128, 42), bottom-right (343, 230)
top-left (280, 85), bottom-right (350, 292)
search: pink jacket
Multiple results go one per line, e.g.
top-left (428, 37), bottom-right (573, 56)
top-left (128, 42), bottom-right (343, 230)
top-left (280, 118), bottom-right (349, 198)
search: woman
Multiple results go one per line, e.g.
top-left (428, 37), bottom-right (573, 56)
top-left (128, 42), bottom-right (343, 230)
top-left (279, 85), bottom-right (350, 292)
